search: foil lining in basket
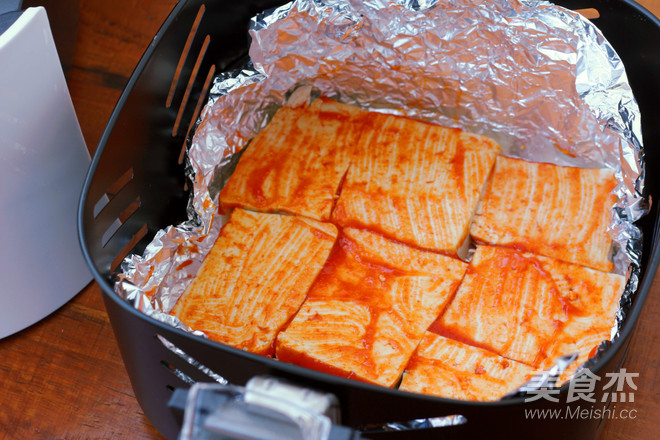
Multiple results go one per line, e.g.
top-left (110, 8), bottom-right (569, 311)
top-left (116, 0), bottom-right (646, 399)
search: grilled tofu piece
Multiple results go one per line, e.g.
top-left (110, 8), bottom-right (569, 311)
top-left (539, 321), bottom-right (613, 384)
top-left (437, 245), bottom-right (624, 369)
top-left (219, 97), bottom-right (366, 221)
top-left (400, 333), bottom-right (534, 401)
top-left (276, 228), bottom-right (468, 388)
top-left (470, 156), bottom-right (617, 272)
top-left (172, 208), bottom-right (337, 356)
top-left (332, 112), bottom-right (500, 256)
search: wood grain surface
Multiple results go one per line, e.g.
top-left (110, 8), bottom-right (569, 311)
top-left (0, 0), bottom-right (658, 439)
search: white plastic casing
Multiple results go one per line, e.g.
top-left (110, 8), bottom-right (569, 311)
top-left (0, 7), bottom-right (92, 338)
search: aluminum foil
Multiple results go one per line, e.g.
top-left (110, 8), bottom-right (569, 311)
top-left (116, 0), bottom-right (646, 397)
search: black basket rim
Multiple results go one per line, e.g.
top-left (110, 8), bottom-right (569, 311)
top-left (76, 0), bottom-right (660, 410)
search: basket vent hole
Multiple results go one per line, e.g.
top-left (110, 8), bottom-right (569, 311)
top-left (109, 223), bottom-right (148, 273)
top-left (101, 196), bottom-right (141, 247)
top-left (575, 8), bottom-right (600, 19)
top-left (172, 34), bottom-right (211, 137)
top-left (120, 196), bottom-right (141, 224)
top-left (93, 196), bottom-right (109, 219)
top-left (155, 334), bottom-right (228, 385)
top-left (93, 167), bottom-right (134, 218)
top-left (161, 360), bottom-right (196, 385)
top-left (178, 143), bottom-right (187, 166)
top-left (102, 219), bottom-right (122, 249)
top-left (178, 64), bottom-right (217, 165)
top-left (166, 4), bottom-right (206, 109)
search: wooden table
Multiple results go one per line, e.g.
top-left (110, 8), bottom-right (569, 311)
top-left (0, 1), bottom-right (658, 439)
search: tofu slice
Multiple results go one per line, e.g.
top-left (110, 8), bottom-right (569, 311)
top-left (470, 156), bottom-right (617, 272)
top-left (219, 97), bottom-right (366, 221)
top-left (400, 333), bottom-right (534, 401)
top-left (332, 112), bottom-right (500, 256)
top-left (276, 228), bottom-right (467, 387)
top-left (172, 208), bottom-right (337, 356)
top-left (437, 245), bottom-right (624, 368)
top-left (539, 322), bottom-right (613, 384)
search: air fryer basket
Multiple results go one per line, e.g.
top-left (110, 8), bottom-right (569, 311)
top-left (78, 0), bottom-right (660, 439)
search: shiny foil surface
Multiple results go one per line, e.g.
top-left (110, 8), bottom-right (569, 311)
top-left (117, 0), bottom-right (646, 394)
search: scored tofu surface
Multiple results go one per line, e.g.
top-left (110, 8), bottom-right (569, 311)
top-left (470, 156), bottom-right (617, 272)
top-left (194, 97), bottom-right (624, 398)
top-left (219, 97), bottom-right (366, 221)
top-left (172, 208), bottom-right (337, 356)
top-left (276, 228), bottom-right (467, 387)
top-left (437, 245), bottom-right (624, 368)
top-left (538, 321), bottom-right (614, 384)
top-left (332, 112), bottom-right (500, 256)
top-left (400, 333), bottom-right (534, 401)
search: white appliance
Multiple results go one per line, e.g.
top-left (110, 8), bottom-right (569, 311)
top-left (0, 6), bottom-right (92, 338)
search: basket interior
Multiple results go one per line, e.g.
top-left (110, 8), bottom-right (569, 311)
top-left (78, 0), bottom-right (660, 439)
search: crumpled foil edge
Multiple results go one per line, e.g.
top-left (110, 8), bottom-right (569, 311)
top-left (115, 0), bottom-right (647, 401)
